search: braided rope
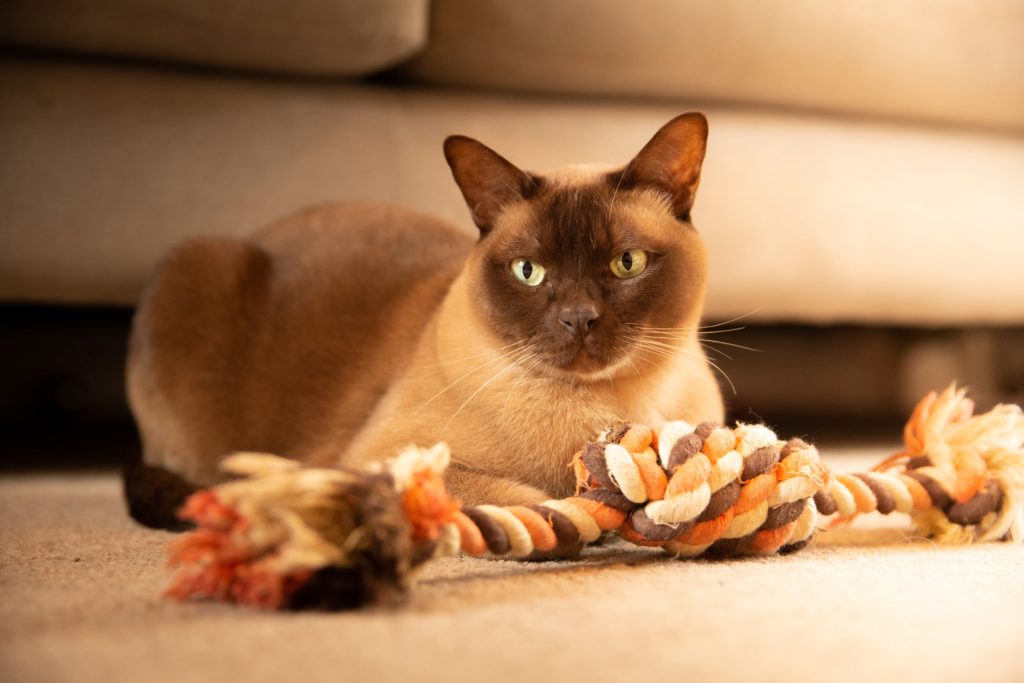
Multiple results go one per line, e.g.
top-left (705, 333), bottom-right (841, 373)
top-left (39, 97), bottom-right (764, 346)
top-left (448, 423), bottom-right (826, 558)
top-left (167, 385), bottom-right (1024, 609)
top-left (440, 386), bottom-right (1023, 560)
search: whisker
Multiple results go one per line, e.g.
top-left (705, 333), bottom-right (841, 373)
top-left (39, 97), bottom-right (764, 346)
top-left (413, 339), bottom-right (529, 370)
top-left (699, 343), bottom-right (733, 361)
top-left (627, 323), bottom-right (759, 355)
top-left (698, 307), bottom-right (763, 329)
top-left (629, 336), bottom-right (735, 370)
top-left (695, 326), bottom-right (747, 336)
top-left (642, 343), bottom-right (715, 365)
top-left (704, 357), bottom-right (737, 395)
top-left (416, 343), bottom-right (534, 412)
top-left (630, 324), bottom-right (747, 337)
top-left (445, 350), bottom-right (535, 429)
top-left (629, 339), bottom-right (710, 363)
top-left (631, 338), bottom-right (687, 352)
top-left (627, 328), bottom-right (686, 338)
top-left (629, 339), bottom-right (737, 395)
top-left (698, 338), bottom-right (763, 353)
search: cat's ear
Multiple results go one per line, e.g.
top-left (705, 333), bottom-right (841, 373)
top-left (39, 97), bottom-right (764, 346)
top-left (444, 136), bottom-right (538, 234)
top-left (617, 113), bottom-right (708, 222)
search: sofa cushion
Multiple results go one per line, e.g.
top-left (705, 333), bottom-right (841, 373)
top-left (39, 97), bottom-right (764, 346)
top-left (0, 0), bottom-right (428, 76)
top-left (2, 59), bottom-right (1023, 325)
top-left (405, 0), bottom-right (1024, 131)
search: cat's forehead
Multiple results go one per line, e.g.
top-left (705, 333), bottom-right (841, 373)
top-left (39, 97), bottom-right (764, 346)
top-left (489, 165), bottom-right (675, 260)
top-left (537, 163), bottom-right (618, 185)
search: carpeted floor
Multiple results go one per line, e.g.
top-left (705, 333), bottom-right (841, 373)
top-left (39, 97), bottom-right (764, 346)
top-left (2, 447), bottom-right (1023, 683)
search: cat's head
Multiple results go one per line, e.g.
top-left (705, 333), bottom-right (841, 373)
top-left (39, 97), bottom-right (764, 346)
top-left (445, 113), bottom-right (709, 380)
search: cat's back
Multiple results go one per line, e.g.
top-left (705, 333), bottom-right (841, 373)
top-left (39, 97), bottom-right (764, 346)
top-left (128, 201), bottom-right (472, 483)
top-left (254, 202), bottom-right (472, 283)
top-left (249, 201), bottom-right (474, 376)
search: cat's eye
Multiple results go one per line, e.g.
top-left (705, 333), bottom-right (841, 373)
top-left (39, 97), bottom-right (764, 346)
top-left (611, 250), bottom-right (648, 279)
top-left (511, 258), bottom-right (546, 287)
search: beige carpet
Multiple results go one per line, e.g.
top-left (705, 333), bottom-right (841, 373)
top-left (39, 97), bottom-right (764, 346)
top-left (2, 447), bottom-right (1023, 683)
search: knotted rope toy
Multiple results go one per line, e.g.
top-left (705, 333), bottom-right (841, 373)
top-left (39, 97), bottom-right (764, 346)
top-left (166, 385), bottom-right (1024, 610)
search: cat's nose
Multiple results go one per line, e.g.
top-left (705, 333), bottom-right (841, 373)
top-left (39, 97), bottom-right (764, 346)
top-left (558, 304), bottom-right (600, 337)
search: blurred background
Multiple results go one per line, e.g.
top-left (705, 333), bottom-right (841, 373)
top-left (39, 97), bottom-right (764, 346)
top-left (1, 0), bottom-right (1022, 469)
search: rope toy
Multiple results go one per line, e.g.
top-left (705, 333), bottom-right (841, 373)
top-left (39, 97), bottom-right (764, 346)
top-left (165, 385), bottom-right (1024, 610)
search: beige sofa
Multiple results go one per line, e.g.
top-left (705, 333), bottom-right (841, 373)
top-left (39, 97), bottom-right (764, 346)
top-left (1, 0), bottom-right (1022, 417)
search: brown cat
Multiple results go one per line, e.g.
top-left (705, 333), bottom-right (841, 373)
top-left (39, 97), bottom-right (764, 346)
top-left (124, 113), bottom-right (724, 529)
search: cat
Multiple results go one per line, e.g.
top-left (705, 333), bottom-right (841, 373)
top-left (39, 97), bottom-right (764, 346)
top-left (123, 112), bottom-right (724, 529)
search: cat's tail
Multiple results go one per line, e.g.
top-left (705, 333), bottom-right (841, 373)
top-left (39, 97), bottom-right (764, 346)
top-left (122, 458), bottom-right (199, 531)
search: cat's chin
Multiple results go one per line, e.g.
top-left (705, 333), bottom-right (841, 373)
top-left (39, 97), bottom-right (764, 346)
top-left (540, 348), bottom-right (628, 383)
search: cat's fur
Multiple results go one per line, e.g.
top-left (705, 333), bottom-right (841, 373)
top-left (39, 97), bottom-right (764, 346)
top-left (124, 113), bottom-right (724, 527)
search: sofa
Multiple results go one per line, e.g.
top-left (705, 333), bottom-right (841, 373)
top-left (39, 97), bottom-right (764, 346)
top-left (1, 0), bottom-right (1022, 431)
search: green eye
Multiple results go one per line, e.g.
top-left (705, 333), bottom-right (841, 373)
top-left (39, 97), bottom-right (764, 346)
top-left (511, 258), bottom-right (546, 286)
top-left (611, 250), bottom-right (648, 279)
